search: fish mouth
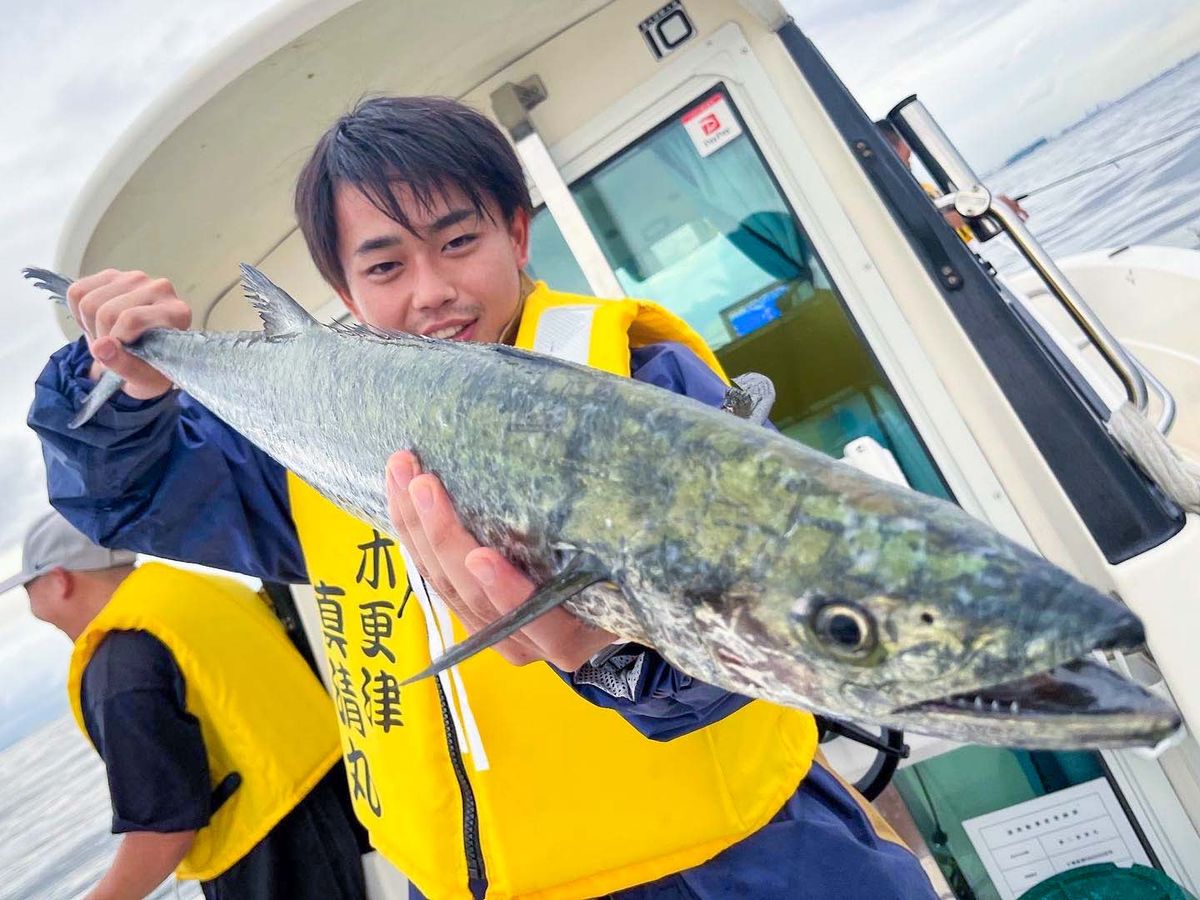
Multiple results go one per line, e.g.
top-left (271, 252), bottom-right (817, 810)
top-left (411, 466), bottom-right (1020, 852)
top-left (888, 658), bottom-right (1181, 749)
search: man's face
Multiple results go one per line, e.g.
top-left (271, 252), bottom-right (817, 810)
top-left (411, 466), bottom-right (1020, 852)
top-left (25, 572), bottom-right (60, 625)
top-left (334, 181), bottom-right (531, 343)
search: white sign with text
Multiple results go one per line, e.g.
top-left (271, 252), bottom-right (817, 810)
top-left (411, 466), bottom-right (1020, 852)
top-left (962, 777), bottom-right (1151, 899)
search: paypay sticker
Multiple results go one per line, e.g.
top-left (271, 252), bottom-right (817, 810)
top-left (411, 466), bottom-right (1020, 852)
top-left (682, 94), bottom-right (743, 157)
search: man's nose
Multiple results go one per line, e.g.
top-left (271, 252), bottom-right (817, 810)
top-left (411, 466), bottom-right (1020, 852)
top-left (410, 257), bottom-right (456, 311)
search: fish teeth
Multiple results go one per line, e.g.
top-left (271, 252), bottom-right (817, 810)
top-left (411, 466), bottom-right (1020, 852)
top-left (1010, 701), bottom-right (1019, 714)
top-left (974, 695), bottom-right (984, 710)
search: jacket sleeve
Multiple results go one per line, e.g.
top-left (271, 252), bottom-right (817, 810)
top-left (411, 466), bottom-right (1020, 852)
top-left (28, 338), bottom-right (307, 582)
top-left (81, 631), bottom-right (214, 833)
top-left (566, 649), bottom-right (754, 741)
top-left (559, 341), bottom-right (760, 740)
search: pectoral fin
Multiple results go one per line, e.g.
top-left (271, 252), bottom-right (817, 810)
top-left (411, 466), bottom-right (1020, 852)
top-left (401, 552), bottom-right (609, 685)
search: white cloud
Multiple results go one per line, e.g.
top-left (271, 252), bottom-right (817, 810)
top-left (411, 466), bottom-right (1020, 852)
top-left (0, 619), bottom-right (70, 750)
top-left (0, 432), bottom-right (52, 549)
top-left (789, 0), bottom-right (1200, 170)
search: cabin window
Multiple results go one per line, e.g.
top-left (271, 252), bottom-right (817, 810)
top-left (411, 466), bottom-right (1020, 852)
top-left (528, 86), bottom-right (950, 500)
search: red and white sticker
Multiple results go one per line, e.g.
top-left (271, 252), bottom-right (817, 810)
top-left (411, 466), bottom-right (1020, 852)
top-left (681, 94), bottom-right (743, 158)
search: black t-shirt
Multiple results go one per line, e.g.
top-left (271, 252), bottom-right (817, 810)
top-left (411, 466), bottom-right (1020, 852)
top-left (82, 629), bottom-right (366, 899)
top-left (81, 630), bottom-right (212, 833)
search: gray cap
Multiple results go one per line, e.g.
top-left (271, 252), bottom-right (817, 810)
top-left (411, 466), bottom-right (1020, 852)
top-left (0, 510), bottom-right (137, 595)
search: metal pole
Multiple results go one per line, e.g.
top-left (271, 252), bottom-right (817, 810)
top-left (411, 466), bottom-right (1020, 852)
top-left (491, 80), bottom-right (625, 299)
top-left (889, 96), bottom-right (1002, 242)
top-left (987, 198), bottom-right (1149, 413)
top-left (1132, 351), bottom-right (1177, 435)
top-left (890, 96), bottom-right (1150, 413)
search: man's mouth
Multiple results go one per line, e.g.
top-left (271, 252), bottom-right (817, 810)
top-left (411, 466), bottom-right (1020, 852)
top-left (424, 319), bottom-right (476, 341)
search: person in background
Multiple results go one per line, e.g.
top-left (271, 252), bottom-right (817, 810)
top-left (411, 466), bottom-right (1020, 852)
top-left (875, 118), bottom-right (1028, 241)
top-left (3, 510), bottom-right (367, 900)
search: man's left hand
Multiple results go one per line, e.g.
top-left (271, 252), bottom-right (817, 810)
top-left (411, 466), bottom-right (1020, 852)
top-left (386, 450), bottom-right (617, 671)
top-left (999, 194), bottom-right (1030, 221)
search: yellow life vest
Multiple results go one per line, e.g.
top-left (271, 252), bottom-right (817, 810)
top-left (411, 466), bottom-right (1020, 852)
top-left (287, 281), bottom-right (818, 899)
top-left (67, 563), bottom-right (342, 881)
top-left (922, 181), bottom-right (976, 243)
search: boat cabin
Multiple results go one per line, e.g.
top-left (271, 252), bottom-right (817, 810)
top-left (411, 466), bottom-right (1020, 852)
top-left (52, 1), bottom-right (1200, 895)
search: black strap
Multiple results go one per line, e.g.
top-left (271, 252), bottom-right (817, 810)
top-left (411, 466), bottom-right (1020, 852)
top-left (816, 717), bottom-right (909, 801)
top-left (210, 770), bottom-right (242, 813)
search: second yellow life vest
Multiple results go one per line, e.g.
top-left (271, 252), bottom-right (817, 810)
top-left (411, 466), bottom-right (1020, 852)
top-left (68, 563), bottom-right (343, 881)
top-left (287, 281), bottom-right (818, 899)
top-left (922, 181), bottom-right (976, 243)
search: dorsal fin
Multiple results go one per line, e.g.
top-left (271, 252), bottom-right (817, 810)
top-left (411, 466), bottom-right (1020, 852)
top-left (239, 263), bottom-right (320, 338)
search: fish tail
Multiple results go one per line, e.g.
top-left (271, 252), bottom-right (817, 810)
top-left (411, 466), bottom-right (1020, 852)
top-left (69, 370), bottom-right (127, 430)
top-left (22, 267), bottom-right (131, 428)
top-left (22, 267), bottom-right (73, 306)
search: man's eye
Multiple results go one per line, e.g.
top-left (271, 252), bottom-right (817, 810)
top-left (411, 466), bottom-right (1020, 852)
top-left (366, 261), bottom-right (400, 276)
top-left (445, 233), bottom-right (478, 251)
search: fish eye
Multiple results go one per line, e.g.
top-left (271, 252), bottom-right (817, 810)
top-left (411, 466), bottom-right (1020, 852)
top-left (812, 602), bottom-right (877, 658)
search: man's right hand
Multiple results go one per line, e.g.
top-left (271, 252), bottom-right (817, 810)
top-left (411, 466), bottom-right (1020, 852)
top-left (66, 269), bottom-right (192, 400)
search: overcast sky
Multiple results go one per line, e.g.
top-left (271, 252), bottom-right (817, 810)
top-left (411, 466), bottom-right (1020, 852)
top-left (0, 0), bottom-right (280, 750)
top-left (805, 0), bottom-right (1200, 170)
top-left (1, 0), bottom-right (1199, 746)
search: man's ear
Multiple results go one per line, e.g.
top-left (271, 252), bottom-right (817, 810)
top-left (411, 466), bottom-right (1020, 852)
top-left (336, 287), bottom-right (363, 321)
top-left (509, 208), bottom-right (531, 270)
top-left (45, 567), bottom-right (74, 599)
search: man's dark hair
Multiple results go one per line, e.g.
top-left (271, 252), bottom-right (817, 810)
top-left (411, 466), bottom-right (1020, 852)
top-left (295, 96), bottom-right (533, 294)
top-left (874, 119), bottom-right (902, 147)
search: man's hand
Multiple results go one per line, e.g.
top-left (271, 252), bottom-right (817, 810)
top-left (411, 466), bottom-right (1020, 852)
top-left (66, 269), bottom-right (192, 400)
top-left (386, 450), bottom-right (616, 671)
top-left (85, 830), bottom-right (195, 900)
top-left (998, 194), bottom-right (1030, 222)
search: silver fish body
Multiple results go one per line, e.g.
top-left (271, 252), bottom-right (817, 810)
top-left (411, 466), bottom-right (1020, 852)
top-left (28, 265), bottom-right (1181, 749)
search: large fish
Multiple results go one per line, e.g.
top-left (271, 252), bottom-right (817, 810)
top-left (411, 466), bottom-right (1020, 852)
top-left (26, 265), bottom-right (1181, 749)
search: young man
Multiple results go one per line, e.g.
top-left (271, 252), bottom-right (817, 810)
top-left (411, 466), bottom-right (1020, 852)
top-left (3, 510), bottom-right (366, 900)
top-left (30, 96), bottom-right (935, 899)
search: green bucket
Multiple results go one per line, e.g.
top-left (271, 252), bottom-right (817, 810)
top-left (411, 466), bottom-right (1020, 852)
top-left (1017, 863), bottom-right (1194, 900)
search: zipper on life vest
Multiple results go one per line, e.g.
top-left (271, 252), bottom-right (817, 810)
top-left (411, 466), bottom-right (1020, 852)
top-left (435, 674), bottom-right (488, 898)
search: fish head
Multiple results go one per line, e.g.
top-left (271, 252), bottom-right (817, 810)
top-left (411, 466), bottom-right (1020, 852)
top-left (735, 507), bottom-right (1179, 748)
